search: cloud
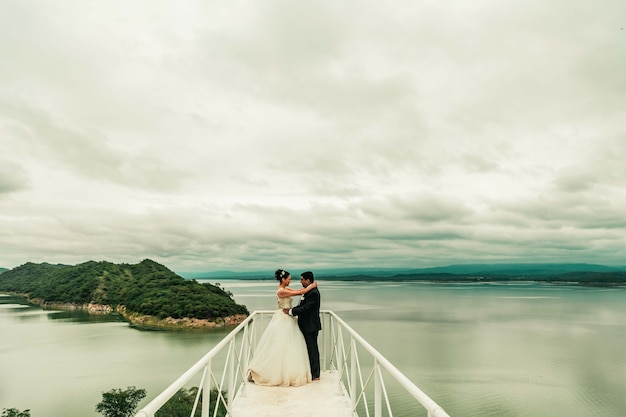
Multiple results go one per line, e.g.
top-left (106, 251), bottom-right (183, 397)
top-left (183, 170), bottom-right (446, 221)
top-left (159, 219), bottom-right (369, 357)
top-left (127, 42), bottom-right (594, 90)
top-left (0, 160), bottom-right (30, 195)
top-left (1, 98), bottom-right (194, 189)
top-left (0, 0), bottom-right (625, 271)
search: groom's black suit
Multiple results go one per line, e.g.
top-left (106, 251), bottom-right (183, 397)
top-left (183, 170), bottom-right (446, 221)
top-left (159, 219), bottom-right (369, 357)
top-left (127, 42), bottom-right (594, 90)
top-left (291, 287), bottom-right (321, 379)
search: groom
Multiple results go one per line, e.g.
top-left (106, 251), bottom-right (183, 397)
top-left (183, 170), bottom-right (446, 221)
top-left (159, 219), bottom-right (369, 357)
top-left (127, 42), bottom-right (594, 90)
top-left (284, 271), bottom-right (321, 380)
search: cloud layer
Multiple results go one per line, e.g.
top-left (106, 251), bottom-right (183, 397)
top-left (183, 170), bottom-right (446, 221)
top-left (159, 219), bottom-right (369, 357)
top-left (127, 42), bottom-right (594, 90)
top-left (1, 0), bottom-right (625, 272)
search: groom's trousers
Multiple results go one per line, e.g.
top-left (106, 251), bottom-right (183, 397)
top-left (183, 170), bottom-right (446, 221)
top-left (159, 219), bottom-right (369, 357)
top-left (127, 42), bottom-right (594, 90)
top-left (303, 330), bottom-right (320, 379)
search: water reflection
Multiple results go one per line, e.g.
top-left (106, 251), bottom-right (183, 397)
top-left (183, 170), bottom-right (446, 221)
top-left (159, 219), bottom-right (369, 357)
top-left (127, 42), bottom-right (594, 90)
top-left (47, 310), bottom-right (126, 324)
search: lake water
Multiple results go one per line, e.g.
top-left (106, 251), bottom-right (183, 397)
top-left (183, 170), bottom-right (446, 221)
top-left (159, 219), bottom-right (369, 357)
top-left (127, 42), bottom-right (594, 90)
top-left (1, 280), bottom-right (625, 417)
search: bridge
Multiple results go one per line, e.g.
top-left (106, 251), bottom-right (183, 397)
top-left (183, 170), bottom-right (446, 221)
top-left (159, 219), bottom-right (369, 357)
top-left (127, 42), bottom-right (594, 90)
top-left (134, 310), bottom-right (451, 417)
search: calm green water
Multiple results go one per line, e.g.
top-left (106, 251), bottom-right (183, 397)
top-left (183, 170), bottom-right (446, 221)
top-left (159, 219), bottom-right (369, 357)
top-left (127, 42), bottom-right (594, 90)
top-left (1, 281), bottom-right (625, 417)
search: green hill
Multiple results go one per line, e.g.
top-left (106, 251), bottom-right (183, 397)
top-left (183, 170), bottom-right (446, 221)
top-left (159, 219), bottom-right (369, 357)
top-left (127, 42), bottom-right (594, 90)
top-left (0, 259), bottom-right (249, 328)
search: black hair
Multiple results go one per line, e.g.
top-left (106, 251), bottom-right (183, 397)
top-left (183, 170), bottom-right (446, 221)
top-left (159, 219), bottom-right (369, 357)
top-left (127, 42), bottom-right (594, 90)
top-left (274, 269), bottom-right (290, 282)
top-left (301, 271), bottom-right (314, 283)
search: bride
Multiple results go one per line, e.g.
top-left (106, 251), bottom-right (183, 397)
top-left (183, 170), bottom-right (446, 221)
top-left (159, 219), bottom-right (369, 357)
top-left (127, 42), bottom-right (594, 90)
top-left (247, 269), bottom-right (318, 386)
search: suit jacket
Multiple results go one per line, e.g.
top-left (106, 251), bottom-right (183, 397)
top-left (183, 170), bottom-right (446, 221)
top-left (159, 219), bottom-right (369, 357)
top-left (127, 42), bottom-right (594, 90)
top-left (291, 287), bottom-right (322, 333)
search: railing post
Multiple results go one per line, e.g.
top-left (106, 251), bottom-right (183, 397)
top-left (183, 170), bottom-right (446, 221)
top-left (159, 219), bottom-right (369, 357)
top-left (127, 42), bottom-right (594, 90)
top-left (321, 312), bottom-right (327, 371)
top-left (228, 339), bottom-right (235, 409)
top-left (350, 337), bottom-right (357, 408)
top-left (201, 362), bottom-right (211, 417)
top-left (242, 324), bottom-right (250, 381)
top-left (252, 314), bottom-right (260, 352)
top-left (336, 324), bottom-right (345, 395)
top-left (374, 361), bottom-right (382, 417)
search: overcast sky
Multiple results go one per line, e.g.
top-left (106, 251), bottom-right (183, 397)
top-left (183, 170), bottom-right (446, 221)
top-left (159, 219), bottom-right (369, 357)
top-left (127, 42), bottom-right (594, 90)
top-left (1, 0), bottom-right (625, 273)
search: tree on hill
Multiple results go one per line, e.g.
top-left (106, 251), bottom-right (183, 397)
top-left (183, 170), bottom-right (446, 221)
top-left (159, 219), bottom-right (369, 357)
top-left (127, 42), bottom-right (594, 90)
top-left (1, 409), bottom-right (30, 417)
top-left (0, 259), bottom-right (248, 321)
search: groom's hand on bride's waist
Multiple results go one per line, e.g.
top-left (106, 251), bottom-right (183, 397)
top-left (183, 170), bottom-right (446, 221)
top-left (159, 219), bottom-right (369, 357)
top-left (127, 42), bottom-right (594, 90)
top-left (282, 308), bottom-right (290, 315)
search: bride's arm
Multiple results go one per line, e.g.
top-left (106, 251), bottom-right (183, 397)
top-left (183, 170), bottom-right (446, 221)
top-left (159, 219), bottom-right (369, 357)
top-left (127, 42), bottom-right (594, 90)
top-left (277, 282), bottom-right (317, 298)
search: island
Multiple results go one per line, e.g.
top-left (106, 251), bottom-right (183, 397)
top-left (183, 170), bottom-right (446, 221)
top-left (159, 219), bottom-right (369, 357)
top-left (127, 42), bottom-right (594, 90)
top-left (0, 259), bottom-right (249, 330)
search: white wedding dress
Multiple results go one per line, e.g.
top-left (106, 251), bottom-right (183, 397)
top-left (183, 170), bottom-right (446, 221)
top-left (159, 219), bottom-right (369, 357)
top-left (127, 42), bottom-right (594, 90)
top-left (247, 293), bottom-right (312, 386)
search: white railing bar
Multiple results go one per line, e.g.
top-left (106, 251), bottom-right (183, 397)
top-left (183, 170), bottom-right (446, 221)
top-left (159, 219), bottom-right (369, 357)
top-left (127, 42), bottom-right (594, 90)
top-left (233, 343), bottom-right (246, 388)
top-left (321, 314), bottom-right (326, 371)
top-left (377, 365), bottom-right (393, 417)
top-left (208, 371), bottom-right (226, 417)
top-left (375, 361), bottom-right (382, 417)
top-left (201, 361), bottom-right (211, 417)
top-left (227, 340), bottom-right (235, 408)
top-left (352, 364), bottom-right (375, 417)
top-left (336, 325), bottom-right (344, 394)
top-left (353, 340), bottom-right (372, 417)
top-left (134, 313), bottom-right (257, 417)
top-left (238, 325), bottom-right (249, 384)
top-left (350, 337), bottom-right (358, 407)
top-left (190, 367), bottom-right (206, 417)
top-left (355, 350), bottom-right (374, 417)
top-left (327, 311), bottom-right (451, 417)
top-left (217, 344), bottom-right (233, 411)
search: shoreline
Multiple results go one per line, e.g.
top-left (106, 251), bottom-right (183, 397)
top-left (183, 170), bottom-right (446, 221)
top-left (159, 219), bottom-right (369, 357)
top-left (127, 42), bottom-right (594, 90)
top-left (3, 293), bottom-right (248, 330)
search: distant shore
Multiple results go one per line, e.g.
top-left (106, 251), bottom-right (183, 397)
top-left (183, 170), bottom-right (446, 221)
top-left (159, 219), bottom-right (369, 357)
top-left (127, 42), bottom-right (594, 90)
top-left (198, 273), bottom-right (626, 286)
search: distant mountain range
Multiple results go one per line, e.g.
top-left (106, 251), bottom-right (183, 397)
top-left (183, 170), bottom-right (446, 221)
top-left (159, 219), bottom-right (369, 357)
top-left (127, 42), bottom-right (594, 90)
top-left (3, 262), bottom-right (626, 284)
top-left (180, 263), bottom-right (626, 280)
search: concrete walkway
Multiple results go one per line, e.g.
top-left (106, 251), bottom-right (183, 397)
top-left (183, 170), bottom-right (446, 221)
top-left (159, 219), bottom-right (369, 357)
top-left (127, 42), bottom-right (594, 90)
top-left (231, 370), bottom-right (354, 417)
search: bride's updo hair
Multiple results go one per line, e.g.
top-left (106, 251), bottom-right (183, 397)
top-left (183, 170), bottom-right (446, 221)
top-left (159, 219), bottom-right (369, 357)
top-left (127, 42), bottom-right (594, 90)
top-left (274, 269), bottom-right (290, 281)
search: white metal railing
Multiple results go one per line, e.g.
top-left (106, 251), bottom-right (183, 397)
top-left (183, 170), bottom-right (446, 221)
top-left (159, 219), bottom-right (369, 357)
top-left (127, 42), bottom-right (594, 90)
top-left (323, 311), bottom-right (451, 417)
top-left (134, 310), bottom-right (451, 417)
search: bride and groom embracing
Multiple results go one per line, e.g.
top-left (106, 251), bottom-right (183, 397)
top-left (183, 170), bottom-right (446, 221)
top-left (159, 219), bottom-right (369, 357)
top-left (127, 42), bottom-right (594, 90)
top-left (247, 269), bottom-right (322, 386)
